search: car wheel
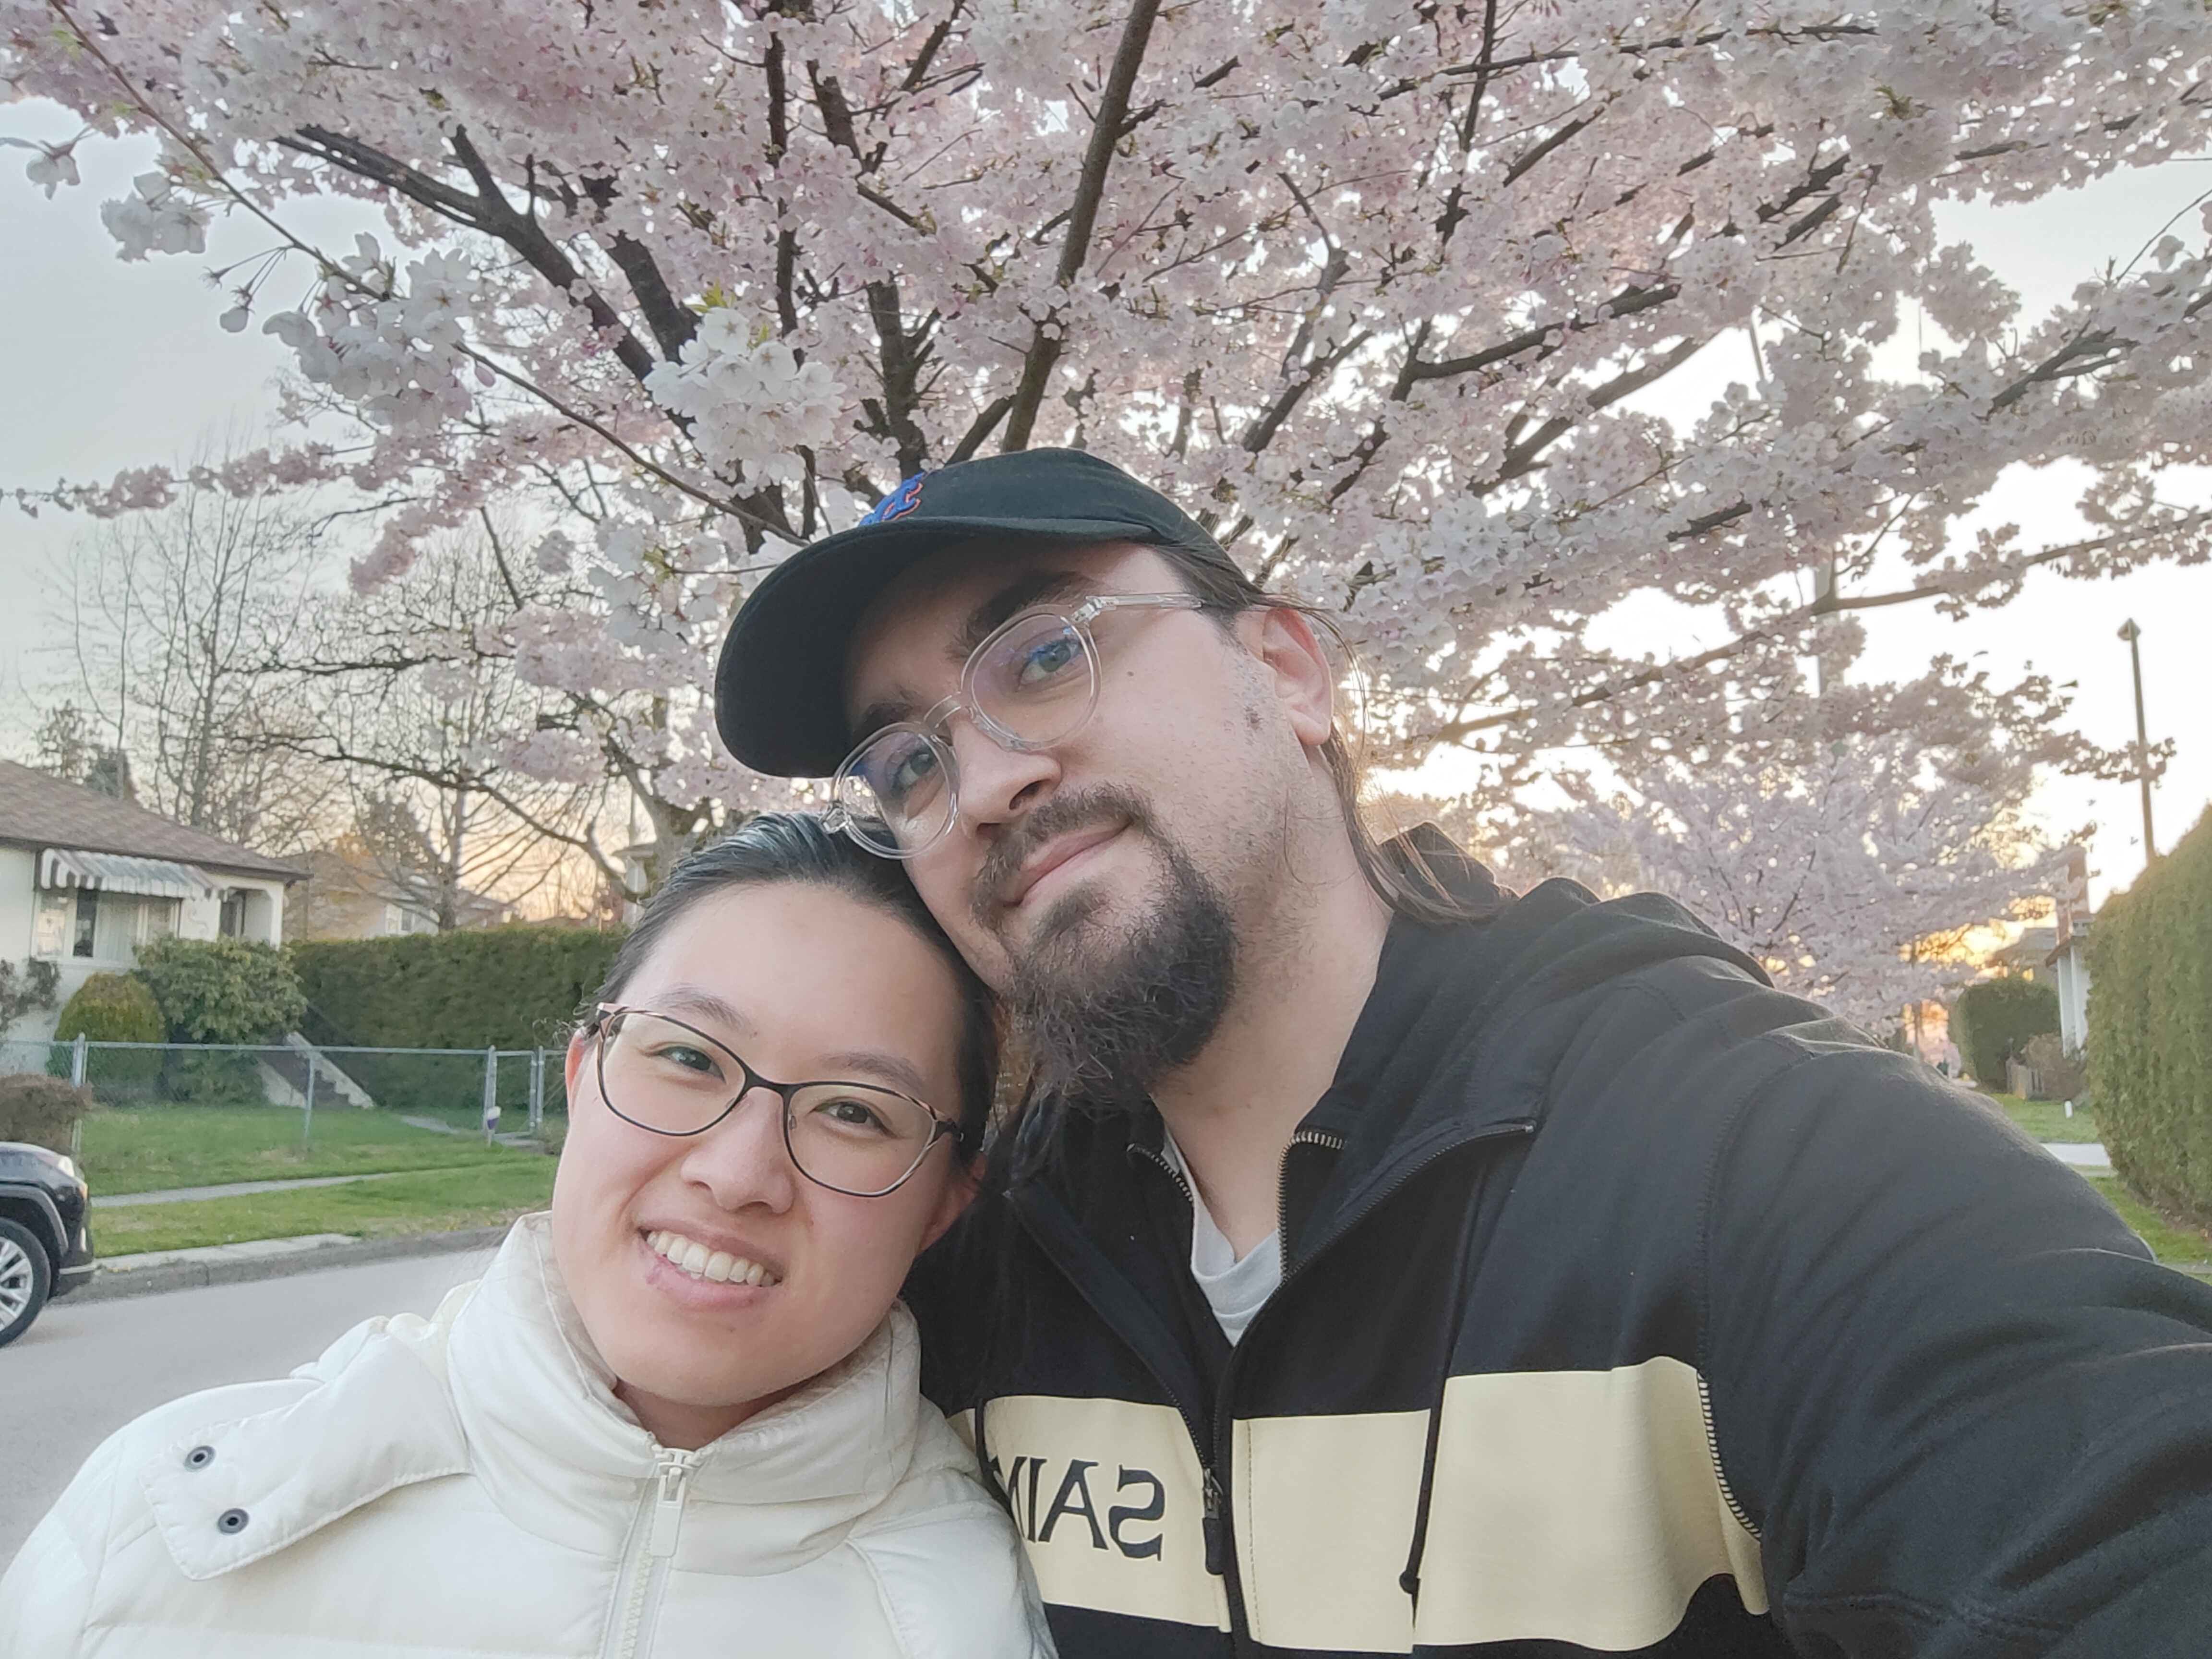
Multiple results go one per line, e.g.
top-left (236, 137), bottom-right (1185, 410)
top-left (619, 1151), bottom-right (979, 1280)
top-left (0, 1218), bottom-right (53, 1349)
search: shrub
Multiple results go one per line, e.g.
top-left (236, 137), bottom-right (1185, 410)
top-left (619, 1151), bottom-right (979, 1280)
top-left (290, 925), bottom-right (624, 1051)
top-left (0, 1074), bottom-right (96, 1154)
top-left (163, 1049), bottom-right (267, 1104)
top-left (132, 936), bottom-right (307, 1045)
top-left (52, 971), bottom-right (165, 1089)
top-left (1948, 975), bottom-right (2058, 1085)
top-left (55, 972), bottom-right (164, 1046)
top-left (2089, 808), bottom-right (2212, 1218)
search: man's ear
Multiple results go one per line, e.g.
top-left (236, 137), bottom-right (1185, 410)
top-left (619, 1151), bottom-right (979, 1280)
top-left (920, 1152), bottom-right (984, 1252)
top-left (1240, 603), bottom-right (1337, 749)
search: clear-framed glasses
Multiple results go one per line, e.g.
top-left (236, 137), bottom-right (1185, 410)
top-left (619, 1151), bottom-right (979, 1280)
top-left (827, 590), bottom-right (1203, 858)
top-left (589, 1006), bottom-right (958, 1198)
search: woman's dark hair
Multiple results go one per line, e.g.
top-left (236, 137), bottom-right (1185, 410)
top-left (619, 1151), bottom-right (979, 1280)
top-left (586, 812), bottom-right (999, 1149)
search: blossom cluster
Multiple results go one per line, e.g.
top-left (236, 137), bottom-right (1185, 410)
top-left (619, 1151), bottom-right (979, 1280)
top-left (4, 0), bottom-right (2207, 917)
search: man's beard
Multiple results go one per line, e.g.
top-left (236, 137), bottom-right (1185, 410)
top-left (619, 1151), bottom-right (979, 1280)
top-left (984, 787), bottom-right (1238, 1111)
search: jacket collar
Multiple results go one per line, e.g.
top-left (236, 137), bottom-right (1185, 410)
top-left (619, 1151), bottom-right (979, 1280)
top-left (450, 1213), bottom-right (926, 1561)
top-left (1005, 828), bottom-right (1767, 1280)
top-left (145, 1213), bottom-right (930, 1577)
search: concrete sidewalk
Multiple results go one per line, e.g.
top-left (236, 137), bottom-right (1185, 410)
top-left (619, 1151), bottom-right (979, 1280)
top-left (2044, 1141), bottom-right (2113, 1171)
top-left (91, 1172), bottom-right (397, 1208)
top-left (76, 1224), bottom-right (514, 1303)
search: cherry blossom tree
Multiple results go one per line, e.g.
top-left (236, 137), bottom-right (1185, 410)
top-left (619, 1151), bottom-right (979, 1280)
top-left (6, 0), bottom-right (2210, 889)
top-left (1433, 732), bottom-right (2064, 1033)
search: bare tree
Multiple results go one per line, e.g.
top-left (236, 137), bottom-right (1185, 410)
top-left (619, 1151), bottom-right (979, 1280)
top-left (278, 516), bottom-right (617, 925)
top-left (50, 476), bottom-right (339, 850)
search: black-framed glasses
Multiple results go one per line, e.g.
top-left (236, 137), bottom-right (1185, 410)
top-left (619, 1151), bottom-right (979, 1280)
top-left (825, 590), bottom-right (1202, 858)
top-left (589, 1006), bottom-right (958, 1198)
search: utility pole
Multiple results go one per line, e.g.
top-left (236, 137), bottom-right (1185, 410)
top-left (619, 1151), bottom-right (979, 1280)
top-left (2117, 619), bottom-right (2156, 862)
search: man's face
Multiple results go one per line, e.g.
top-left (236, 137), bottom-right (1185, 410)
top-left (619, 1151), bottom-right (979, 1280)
top-left (844, 543), bottom-right (1323, 1099)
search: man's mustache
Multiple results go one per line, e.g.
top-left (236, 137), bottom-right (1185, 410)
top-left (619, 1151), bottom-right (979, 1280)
top-left (971, 786), bottom-right (1156, 928)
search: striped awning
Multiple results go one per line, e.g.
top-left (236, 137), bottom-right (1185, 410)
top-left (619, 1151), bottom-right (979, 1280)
top-left (38, 848), bottom-right (217, 900)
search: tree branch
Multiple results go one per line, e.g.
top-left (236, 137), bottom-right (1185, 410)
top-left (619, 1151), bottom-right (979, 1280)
top-left (1001, 0), bottom-right (1166, 450)
top-left (1429, 512), bottom-right (2212, 743)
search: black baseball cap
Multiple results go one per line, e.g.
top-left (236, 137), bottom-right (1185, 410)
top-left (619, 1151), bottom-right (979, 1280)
top-left (714, 448), bottom-right (1242, 776)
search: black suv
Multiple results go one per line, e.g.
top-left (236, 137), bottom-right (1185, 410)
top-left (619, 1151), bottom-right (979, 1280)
top-left (0, 1140), bottom-right (95, 1346)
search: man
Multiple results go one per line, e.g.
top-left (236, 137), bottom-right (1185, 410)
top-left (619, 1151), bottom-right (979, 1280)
top-left (714, 449), bottom-right (2212, 1657)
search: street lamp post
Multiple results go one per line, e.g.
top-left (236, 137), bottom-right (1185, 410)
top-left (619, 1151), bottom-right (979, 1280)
top-left (2117, 618), bottom-right (2156, 862)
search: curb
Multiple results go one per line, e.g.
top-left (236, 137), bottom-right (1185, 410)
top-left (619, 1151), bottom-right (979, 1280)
top-left (70, 1225), bottom-right (512, 1304)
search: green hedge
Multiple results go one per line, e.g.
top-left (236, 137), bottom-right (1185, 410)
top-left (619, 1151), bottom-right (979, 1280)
top-left (1948, 974), bottom-right (2058, 1085)
top-left (2090, 808), bottom-right (2212, 1219)
top-left (289, 925), bottom-right (625, 1052)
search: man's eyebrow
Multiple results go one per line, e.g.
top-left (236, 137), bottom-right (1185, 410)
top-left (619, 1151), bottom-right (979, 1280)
top-left (950, 568), bottom-right (1095, 658)
top-left (819, 1048), bottom-right (934, 1101)
top-left (852, 690), bottom-right (922, 742)
top-left (848, 568), bottom-right (1096, 742)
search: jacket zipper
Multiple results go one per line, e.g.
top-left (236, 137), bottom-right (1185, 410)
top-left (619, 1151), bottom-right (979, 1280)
top-left (1129, 1140), bottom-right (1235, 1578)
top-left (1131, 1119), bottom-right (1528, 1646)
top-left (604, 1446), bottom-right (703, 1659)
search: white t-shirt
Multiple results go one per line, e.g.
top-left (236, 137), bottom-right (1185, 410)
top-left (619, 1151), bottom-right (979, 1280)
top-left (1161, 1130), bottom-right (1283, 1344)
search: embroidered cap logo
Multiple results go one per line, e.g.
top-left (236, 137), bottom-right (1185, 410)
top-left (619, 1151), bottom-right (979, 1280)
top-left (861, 472), bottom-right (929, 525)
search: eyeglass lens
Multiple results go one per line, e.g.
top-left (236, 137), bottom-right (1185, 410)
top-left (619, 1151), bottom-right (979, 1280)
top-left (597, 1011), bottom-right (942, 1196)
top-left (838, 611), bottom-right (1100, 854)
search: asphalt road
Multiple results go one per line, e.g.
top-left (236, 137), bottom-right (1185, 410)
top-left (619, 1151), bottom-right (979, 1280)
top-left (0, 1249), bottom-right (498, 1567)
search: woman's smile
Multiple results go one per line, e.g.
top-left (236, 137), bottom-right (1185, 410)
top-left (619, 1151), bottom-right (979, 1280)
top-left (644, 1227), bottom-right (783, 1288)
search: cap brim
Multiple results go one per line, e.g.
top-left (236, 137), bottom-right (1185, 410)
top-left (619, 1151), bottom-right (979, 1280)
top-left (715, 514), bottom-right (1161, 776)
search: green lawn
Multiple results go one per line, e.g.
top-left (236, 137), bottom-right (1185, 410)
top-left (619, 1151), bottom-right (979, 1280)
top-left (80, 1106), bottom-right (546, 1196)
top-left (2087, 1176), bottom-right (2212, 1272)
top-left (1986, 1093), bottom-right (2101, 1143)
top-left (1970, 1096), bottom-right (2212, 1271)
top-left (92, 1160), bottom-right (557, 1255)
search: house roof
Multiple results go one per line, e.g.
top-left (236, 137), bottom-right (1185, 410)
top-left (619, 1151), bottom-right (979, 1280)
top-left (0, 759), bottom-right (305, 883)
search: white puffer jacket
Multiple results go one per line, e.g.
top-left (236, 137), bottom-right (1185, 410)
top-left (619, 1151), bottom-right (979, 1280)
top-left (0, 1213), bottom-right (1050, 1659)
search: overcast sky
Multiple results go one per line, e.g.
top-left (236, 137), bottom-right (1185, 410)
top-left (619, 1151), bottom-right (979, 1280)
top-left (1, 97), bottom-right (2205, 904)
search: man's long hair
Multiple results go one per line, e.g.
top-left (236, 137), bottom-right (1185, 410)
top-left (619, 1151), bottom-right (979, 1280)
top-left (1155, 545), bottom-right (1498, 930)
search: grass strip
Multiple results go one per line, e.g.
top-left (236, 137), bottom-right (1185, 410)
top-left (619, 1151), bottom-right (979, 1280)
top-left (92, 1160), bottom-right (556, 1255)
top-left (80, 1106), bottom-right (545, 1195)
top-left (1986, 1093), bottom-right (2102, 1144)
top-left (2085, 1176), bottom-right (2212, 1272)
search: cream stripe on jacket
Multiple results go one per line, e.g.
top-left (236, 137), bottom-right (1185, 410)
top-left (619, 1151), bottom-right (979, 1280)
top-left (0, 1212), bottom-right (1052, 1659)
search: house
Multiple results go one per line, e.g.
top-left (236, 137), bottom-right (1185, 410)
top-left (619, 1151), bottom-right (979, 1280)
top-left (0, 759), bottom-right (304, 1040)
top-left (285, 842), bottom-right (514, 941)
top-left (2047, 844), bottom-right (2092, 1057)
top-left (1987, 926), bottom-right (2058, 978)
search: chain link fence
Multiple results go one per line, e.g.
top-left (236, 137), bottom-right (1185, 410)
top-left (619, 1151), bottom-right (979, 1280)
top-left (0, 1034), bottom-right (571, 1151)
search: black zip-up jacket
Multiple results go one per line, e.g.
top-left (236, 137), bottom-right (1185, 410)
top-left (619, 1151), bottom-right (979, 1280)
top-left (905, 837), bottom-right (2212, 1657)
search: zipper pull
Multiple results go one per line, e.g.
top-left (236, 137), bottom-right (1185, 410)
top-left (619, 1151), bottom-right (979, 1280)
top-left (647, 1450), bottom-right (697, 1560)
top-left (1201, 1467), bottom-right (1227, 1577)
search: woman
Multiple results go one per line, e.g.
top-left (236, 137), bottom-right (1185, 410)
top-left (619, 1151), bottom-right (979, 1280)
top-left (1, 814), bottom-right (1048, 1659)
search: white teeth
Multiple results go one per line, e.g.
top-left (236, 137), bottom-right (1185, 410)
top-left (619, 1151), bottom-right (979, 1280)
top-left (645, 1229), bottom-right (780, 1287)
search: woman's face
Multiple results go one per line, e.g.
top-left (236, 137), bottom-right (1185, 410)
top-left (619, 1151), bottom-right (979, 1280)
top-left (552, 880), bottom-right (976, 1448)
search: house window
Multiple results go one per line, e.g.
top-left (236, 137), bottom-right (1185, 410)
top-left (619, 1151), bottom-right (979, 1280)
top-left (219, 890), bottom-right (247, 937)
top-left (53, 891), bottom-right (184, 962)
top-left (33, 890), bottom-right (71, 958)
